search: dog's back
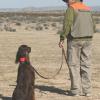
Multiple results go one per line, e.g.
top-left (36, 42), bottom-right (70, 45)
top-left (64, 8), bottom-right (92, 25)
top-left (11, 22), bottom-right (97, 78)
top-left (12, 63), bottom-right (35, 100)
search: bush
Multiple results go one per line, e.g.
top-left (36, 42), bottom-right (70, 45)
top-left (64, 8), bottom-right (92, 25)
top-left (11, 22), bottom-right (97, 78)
top-left (10, 29), bottom-right (16, 32)
top-left (43, 23), bottom-right (49, 27)
top-left (51, 23), bottom-right (57, 27)
top-left (25, 26), bottom-right (34, 31)
top-left (35, 26), bottom-right (43, 31)
top-left (15, 22), bottom-right (21, 26)
top-left (45, 26), bottom-right (49, 30)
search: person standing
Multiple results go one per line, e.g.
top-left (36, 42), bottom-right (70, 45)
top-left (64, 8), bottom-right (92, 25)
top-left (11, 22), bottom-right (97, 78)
top-left (59, 0), bottom-right (95, 96)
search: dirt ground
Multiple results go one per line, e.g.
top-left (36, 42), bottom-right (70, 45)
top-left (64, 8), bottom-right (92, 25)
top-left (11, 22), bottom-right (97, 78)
top-left (0, 30), bottom-right (100, 100)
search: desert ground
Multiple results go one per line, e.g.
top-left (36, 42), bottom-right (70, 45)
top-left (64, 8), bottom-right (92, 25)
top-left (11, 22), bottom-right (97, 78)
top-left (0, 12), bottom-right (100, 100)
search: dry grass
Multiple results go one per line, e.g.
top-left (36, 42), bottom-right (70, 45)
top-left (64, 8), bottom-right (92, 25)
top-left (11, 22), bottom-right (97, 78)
top-left (0, 11), bottom-right (100, 100)
top-left (0, 30), bottom-right (100, 100)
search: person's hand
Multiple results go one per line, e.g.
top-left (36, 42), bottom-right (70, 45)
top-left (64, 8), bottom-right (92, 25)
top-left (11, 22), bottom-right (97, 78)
top-left (59, 40), bottom-right (64, 48)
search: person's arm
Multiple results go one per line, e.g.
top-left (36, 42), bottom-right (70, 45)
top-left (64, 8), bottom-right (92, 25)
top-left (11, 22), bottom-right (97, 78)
top-left (60, 7), bottom-right (74, 41)
top-left (59, 7), bottom-right (74, 48)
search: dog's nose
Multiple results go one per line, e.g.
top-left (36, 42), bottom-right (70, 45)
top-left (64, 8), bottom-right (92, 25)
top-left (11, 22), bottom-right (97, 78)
top-left (28, 47), bottom-right (31, 53)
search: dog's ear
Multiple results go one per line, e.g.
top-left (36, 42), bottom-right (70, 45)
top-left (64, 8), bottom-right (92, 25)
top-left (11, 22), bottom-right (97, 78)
top-left (15, 48), bottom-right (21, 64)
top-left (28, 47), bottom-right (31, 53)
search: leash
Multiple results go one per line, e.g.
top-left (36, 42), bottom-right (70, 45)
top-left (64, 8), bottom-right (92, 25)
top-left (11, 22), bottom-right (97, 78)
top-left (62, 47), bottom-right (68, 65)
top-left (33, 47), bottom-right (68, 79)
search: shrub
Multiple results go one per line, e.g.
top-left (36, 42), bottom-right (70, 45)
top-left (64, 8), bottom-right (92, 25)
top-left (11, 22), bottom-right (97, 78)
top-left (45, 26), bottom-right (49, 30)
top-left (35, 26), bottom-right (43, 31)
top-left (51, 23), bottom-right (57, 27)
top-left (15, 22), bottom-right (21, 26)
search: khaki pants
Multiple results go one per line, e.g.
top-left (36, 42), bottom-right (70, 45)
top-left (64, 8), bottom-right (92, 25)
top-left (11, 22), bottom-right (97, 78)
top-left (67, 39), bottom-right (92, 94)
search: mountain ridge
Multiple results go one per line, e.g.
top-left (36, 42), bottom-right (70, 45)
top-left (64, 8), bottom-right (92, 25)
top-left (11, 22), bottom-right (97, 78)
top-left (0, 6), bottom-right (100, 12)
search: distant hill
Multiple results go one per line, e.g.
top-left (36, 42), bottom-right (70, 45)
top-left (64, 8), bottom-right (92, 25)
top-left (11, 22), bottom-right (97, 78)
top-left (0, 8), bottom-right (21, 12)
top-left (0, 6), bottom-right (66, 12)
top-left (21, 6), bottom-right (66, 11)
top-left (92, 6), bottom-right (100, 11)
top-left (0, 6), bottom-right (100, 12)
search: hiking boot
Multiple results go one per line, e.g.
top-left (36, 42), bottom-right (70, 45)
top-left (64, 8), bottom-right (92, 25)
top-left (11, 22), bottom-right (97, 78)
top-left (84, 93), bottom-right (91, 97)
top-left (67, 90), bottom-right (80, 96)
top-left (72, 94), bottom-right (80, 96)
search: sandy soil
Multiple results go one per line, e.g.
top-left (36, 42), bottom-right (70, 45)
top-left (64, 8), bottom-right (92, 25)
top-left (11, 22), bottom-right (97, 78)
top-left (0, 30), bottom-right (100, 100)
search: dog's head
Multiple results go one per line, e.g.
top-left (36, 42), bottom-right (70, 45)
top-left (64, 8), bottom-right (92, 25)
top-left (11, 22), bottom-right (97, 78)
top-left (15, 45), bottom-right (31, 64)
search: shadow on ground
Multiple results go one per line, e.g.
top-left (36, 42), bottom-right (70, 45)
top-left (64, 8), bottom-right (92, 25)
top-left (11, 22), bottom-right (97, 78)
top-left (35, 85), bottom-right (67, 95)
top-left (0, 94), bottom-right (11, 100)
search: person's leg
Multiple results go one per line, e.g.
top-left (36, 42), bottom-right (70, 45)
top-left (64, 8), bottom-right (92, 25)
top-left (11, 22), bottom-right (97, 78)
top-left (67, 40), bottom-right (81, 95)
top-left (80, 40), bottom-right (92, 95)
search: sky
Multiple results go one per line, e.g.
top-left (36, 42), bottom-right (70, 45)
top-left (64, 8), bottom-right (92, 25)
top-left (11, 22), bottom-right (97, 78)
top-left (0, 0), bottom-right (100, 8)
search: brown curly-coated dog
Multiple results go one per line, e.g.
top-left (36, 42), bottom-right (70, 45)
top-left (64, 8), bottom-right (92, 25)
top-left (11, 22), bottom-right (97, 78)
top-left (12, 45), bottom-right (35, 100)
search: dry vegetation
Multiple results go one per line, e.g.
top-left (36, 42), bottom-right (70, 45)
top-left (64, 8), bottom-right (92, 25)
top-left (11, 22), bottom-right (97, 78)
top-left (0, 11), bottom-right (100, 32)
top-left (0, 12), bottom-right (64, 32)
top-left (0, 11), bottom-right (100, 100)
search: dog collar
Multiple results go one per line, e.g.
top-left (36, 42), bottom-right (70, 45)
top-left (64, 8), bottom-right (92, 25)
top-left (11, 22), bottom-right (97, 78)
top-left (19, 57), bottom-right (27, 62)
